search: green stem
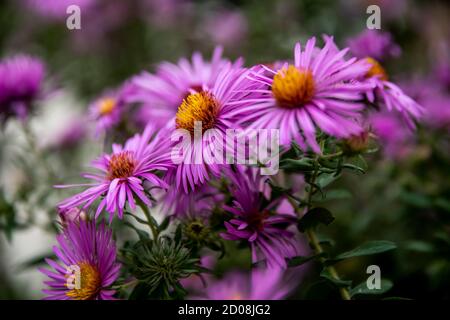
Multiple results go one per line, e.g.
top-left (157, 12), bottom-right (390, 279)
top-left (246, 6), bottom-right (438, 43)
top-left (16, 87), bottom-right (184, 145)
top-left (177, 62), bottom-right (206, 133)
top-left (289, 149), bottom-right (351, 300)
top-left (137, 202), bottom-right (159, 240)
top-left (319, 151), bottom-right (343, 160)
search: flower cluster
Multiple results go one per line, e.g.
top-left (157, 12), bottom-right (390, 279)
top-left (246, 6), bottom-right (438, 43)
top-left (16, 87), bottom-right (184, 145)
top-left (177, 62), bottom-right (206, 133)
top-left (15, 33), bottom-right (426, 300)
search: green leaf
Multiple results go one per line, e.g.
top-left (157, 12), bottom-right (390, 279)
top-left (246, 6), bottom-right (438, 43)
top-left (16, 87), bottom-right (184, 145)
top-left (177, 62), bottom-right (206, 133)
top-left (316, 173), bottom-right (340, 189)
top-left (322, 189), bottom-right (352, 201)
top-left (17, 252), bottom-right (55, 271)
top-left (280, 158), bottom-right (314, 172)
top-left (341, 163), bottom-right (365, 174)
top-left (434, 198), bottom-right (450, 212)
top-left (158, 216), bottom-right (171, 232)
top-left (400, 191), bottom-right (431, 208)
top-left (123, 222), bottom-right (150, 241)
top-left (287, 253), bottom-right (325, 267)
top-left (174, 224), bottom-right (183, 243)
top-left (298, 207), bottom-right (335, 232)
top-left (404, 240), bottom-right (434, 253)
top-left (320, 269), bottom-right (352, 287)
top-left (327, 241), bottom-right (397, 264)
top-left (350, 279), bottom-right (393, 297)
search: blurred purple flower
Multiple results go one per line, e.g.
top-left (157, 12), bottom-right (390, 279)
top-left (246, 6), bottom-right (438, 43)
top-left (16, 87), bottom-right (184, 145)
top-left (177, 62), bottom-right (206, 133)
top-left (53, 120), bottom-right (86, 149)
top-left (369, 112), bottom-right (414, 159)
top-left (203, 9), bottom-right (248, 49)
top-left (190, 267), bottom-right (298, 300)
top-left (89, 87), bottom-right (129, 136)
top-left (434, 62), bottom-right (450, 90)
top-left (0, 54), bottom-right (45, 122)
top-left (401, 78), bottom-right (450, 131)
top-left (347, 30), bottom-right (401, 61)
top-left (140, 0), bottom-right (191, 28)
top-left (23, 0), bottom-right (96, 19)
top-left (57, 207), bottom-right (87, 228)
top-left (364, 58), bottom-right (424, 128)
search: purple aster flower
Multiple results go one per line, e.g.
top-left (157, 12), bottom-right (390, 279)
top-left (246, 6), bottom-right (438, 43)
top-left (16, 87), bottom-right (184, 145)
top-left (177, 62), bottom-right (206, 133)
top-left (56, 125), bottom-right (173, 221)
top-left (166, 61), bottom-right (259, 193)
top-left (220, 166), bottom-right (299, 268)
top-left (180, 254), bottom-right (217, 292)
top-left (347, 30), bottom-right (401, 62)
top-left (369, 112), bottom-right (415, 159)
top-left (23, 0), bottom-right (96, 19)
top-left (399, 77), bottom-right (450, 130)
top-left (434, 61), bottom-right (450, 91)
top-left (51, 119), bottom-right (86, 149)
top-left (239, 37), bottom-right (371, 152)
top-left (89, 88), bottom-right (127, 136)
top-left (364, 58), bottom-right (424, 129)
top-left (58, 207), bottom-right (87, 228)
top-left (140, 0), bottom-right (191, 28)
top-left (190, 267), bottom-right (298, 300)
top-left (125, 47), bottom-right (240, 130)
top-left (39, 220), bottom-right (120, 300)
top-left (161, 183), bottom-right (223, 218)
top-left (422, 93), bottom-right (450, 131)
top-left (0, 54), bottom-right (45, 123)
top-left (203, 9), bottom-right (248, 50)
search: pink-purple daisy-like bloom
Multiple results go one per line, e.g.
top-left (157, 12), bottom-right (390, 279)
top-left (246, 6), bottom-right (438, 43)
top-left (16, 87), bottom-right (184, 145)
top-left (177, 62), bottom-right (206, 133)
top-left (400, 77), bottom-right (450, 131)
top-left (347, 30), bottom-right (401, 62)
top-left (56, 125), bottom-right (173, 221)
top-left (363, 57), bottom-right (424, 129)
top-left (23, 0), bottom-right (96, 19)
top-left (239, 37), bottom-right (371, 152)
top-left (203, 9), bottom-right (248, 50)
top-left (161, 183), bottom-right (223, 218)
top-left (39, 220), bottom-right (120, 300)
top-left (369, 111), bottom-right (415, 159)
top-left (125, 47), bottom-right (239, 129)
top-left (190, 267), bottom-right (297, 300)
top-left (0, 54), bottom-right (45, 123)
top-left (89, 88), bottom-right (127, 136)
top-left (220, 166), bottom-right (299, 268)
top-left (166, 61), bottom-right (259, 193)
top-left (57, 207), bottom-right (87, 228)
top-left (52, 119), bottom-right (86, 149)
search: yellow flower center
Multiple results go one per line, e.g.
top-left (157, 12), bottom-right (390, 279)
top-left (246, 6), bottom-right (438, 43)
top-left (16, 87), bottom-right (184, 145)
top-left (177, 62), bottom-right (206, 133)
top-left (107, 151), bottom-right (136, 180)
top-left (98, 97), bottom-right (116, 116)
top-left (365, 57), bottom-right (388, 81)
top-left (272, 65), bottom-right (315, 108)
top-left (175, 91), bottom-right (220, 134)
top-left (66, 262), bottom-right (101, 300)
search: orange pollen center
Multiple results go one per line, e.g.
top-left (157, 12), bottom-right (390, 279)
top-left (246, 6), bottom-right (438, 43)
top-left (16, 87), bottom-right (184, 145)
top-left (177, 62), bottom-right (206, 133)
top-left (107, 151), bottom-right (136, 180)
top-left (175, 91), bottom-right (220, 134)
top-left (66, 262), bottom-right (101, 300)
top-left (365, 57), bottom-right (388, 81)
top-left (98, 97), bottom-right (116, 116)
top-left (272, 65), bottom-right (315, 108)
